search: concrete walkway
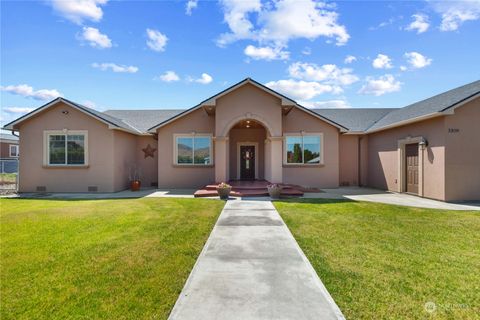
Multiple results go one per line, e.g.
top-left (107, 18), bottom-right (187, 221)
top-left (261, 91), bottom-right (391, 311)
top-left (310, 187), bottom-right (480, 211)
top-left (169, 200), bottom-right (345, 320)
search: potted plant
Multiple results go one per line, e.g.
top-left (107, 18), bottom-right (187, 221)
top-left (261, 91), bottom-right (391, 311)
top-left (267, 183), bottom-right (282, 199)
top-left (129, 165), bottom-right (141, 191)
top-left (216, 182), bottom-right (232, 200)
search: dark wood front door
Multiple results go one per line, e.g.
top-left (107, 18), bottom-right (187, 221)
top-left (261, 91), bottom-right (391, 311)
top-left (405, 143), bottom-right (419, 194)
top-left (240, 145), bottom-right (255, 180)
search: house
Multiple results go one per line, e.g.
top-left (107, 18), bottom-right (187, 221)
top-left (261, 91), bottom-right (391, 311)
top-left (3, 78), bottom-right (479, 201)
top-left (0, 132), bottom-right (20, 174)
top-left (0, 133), bottom-right (19, 159)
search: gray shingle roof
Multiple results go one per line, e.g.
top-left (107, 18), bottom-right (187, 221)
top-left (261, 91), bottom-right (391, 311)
top-left (311, 108), bottom-right (398, 132)
top-left (103, 110), bottom-right (184, 133)
top-left (63, 99), bottom-right (141, 133)
top-left (367, 80), bottom-right (480, 132)
top-left (0, 133), bottom-right (19, 141)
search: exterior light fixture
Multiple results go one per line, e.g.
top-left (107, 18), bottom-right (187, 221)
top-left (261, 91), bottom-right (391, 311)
top-left (246, 120), bottom-right (250, 124)
top-left (246, 125), bottom-right (250, 128)
top-left (419, 139), bottom-right (428, 150)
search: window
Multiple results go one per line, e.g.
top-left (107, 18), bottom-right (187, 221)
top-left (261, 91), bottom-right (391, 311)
top-left (175, 134), bottom-right (212, 165)
top-left (284, 134), bottom-right (322, 165)
top-left (44, 131), bottom-right (87, 166)
top-left (9, 145), bottom-right (19, 157)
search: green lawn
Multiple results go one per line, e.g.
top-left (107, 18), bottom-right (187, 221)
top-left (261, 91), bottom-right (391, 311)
top-left (274, 199), bottom-right (480, 320)
top-left (0, 198), bottom-right (224, 320)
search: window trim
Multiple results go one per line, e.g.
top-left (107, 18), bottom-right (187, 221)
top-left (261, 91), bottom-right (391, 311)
top-left (9, 144), bottom-right (19, 157)
top-left (173, 133), bottom-right (213, 166)
top-left (283, 132), bottom-right (324, 165)
top-left (43, 130), bottom-right (89, 166)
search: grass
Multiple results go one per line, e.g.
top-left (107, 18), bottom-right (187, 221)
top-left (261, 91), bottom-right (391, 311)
top-left (274, 199), bottom-right (480, 320)
top-left (0, 173), bottom-right (16, 184)
top-left (0, 198), bottom-right (224, 320)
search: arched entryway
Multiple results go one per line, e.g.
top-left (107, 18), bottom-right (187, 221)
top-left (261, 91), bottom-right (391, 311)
top-left (227, 119), bottom-right (267, 181)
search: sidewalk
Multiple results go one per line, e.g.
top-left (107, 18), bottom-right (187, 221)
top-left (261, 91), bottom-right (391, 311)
top-left (168, 200), bottom-right (345, 320)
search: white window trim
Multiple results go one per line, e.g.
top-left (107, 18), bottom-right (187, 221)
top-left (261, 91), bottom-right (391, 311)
top-left (43, 130), bottom-right (89, 166)
top-left (173, 133), bottom-right (213, 166)
top-left (9, 144), bottom-right (19, 157)
top-left (283, 132), bottom-right (324, 165)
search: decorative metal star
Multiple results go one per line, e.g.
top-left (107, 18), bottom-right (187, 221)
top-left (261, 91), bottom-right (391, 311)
top-left (142, 144), bottom-right (157, 159)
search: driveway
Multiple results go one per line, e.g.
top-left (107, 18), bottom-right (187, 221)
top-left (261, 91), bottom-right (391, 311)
top-left (168, 200), bottom-right (344, 320)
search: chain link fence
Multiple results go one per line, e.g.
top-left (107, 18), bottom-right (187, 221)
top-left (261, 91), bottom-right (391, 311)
top-left (1, 159), bottom-right (18, 194)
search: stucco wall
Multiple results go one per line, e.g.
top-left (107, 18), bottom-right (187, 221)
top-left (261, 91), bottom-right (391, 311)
top-left (228, 128), bottom-right (266, 180)
top-left (17, 102), bottom-right (116, 192)
top-left (282, 108), bottom-right (340, 188)
top-left (444, 99), bottom-right (480, 201)
top-left (113, 130), bottom-right (137, 191)
top-left (339, 135), bottom-right (359, 186)
top-left (215, 83), bottom-right (282, 137)
top-left (367, 117), bottom-right (446, 200)
top-left (156, 108), bottom-right (215, 188)
top-left (136, 136), bottom-right (159, 188)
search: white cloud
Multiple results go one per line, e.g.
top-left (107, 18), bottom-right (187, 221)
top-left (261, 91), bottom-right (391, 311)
top-left (3, 107), bottom-right (35, 114)
top-left (188, 73), bottom-right (213, 84)
top-left (91, 63), bottom-right (138, 73)
top-left (299, 99), bottom-right (351, 109)
top-left (288, 62), bottom-right (359, 86)
top-left (83, 100), bottom-right (97, 109)
top-left (265, 79), bottom-right (340, 100)
top-left (217, 0), bottom-right (349, 47)
top-left (186, 0), bottom-right (198, 15)
top-left (433, 0), bottom-right (480, 31)
top-left (146, 28), bottom-right (168, 52)
top-left (400, 65), bottom-right (408, 71)
top-left (405, 14), bottom-right (430, 33)
top-left (157, 71), bottom-right (180, 82)
top-left (302, 47), bottom-right (312, 55)
top-left (244, 45), bottom-right (289, 60)
top-left (372, 54), bottom-right (393, 69)
top-left (404, 51), bottom-right (432, 69)
top-left (359, 74), bottom-right (401, 96)
top-left (344, 55), bottom-right (357, 64)
top-left (50, 0), bottom-right (108, 24)
top-left (79, 27), bottom-right (112, 48)
top-left (0, 84), bottom-right (62, 101)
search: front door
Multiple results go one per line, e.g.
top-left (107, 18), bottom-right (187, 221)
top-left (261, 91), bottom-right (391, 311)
top-left (405, 143), bottom-right (419, 194)
top-left (240, 145), bottom-right (255, 180)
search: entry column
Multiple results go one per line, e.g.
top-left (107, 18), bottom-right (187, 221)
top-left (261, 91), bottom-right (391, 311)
top-left (214, 136), bottom-right (229, 183)
top-left (266, 136), bottom-right (283, 183)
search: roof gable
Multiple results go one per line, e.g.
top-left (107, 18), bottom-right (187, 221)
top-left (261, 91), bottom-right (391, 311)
top-left (3, 98), bottom-right (141, 134)
top-left (147, 78), bottom-right (348, 132)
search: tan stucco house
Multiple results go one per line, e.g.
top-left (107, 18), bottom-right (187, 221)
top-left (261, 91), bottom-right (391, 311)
top-left (3, 78), bottom-right (480, 201)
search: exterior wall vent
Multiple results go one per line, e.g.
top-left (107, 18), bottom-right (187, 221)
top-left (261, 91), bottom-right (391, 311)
top-left (88, 186), bottom-right (98, 192)
top-left (36, 186), bottom-right (47, 192)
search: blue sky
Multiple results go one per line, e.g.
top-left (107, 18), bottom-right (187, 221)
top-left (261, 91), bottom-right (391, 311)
top-left (1, 0), bottom-right (479, 128)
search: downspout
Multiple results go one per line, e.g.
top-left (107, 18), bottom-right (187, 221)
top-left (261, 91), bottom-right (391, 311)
top-left (10, 130), bottom-right (19, 137)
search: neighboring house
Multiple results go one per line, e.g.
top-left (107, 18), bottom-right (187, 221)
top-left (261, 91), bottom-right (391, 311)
top-left (3, 78), bottom-right (479, 201)
top-left (0, 133), bottom-right (19, 159)
top-left (0, 132), bottom-right (19, 174)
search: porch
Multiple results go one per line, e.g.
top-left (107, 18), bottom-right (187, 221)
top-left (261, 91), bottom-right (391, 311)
top-left (194, 180), bottom-right (304, 197)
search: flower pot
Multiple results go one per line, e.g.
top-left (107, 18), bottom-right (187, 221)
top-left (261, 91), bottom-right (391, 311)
top-left (130, 180), bottom-right (141, 191)
top-left (216, 187), bottom-right (232, 200)
top-left (267, 185), bottom-right (282, 199)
